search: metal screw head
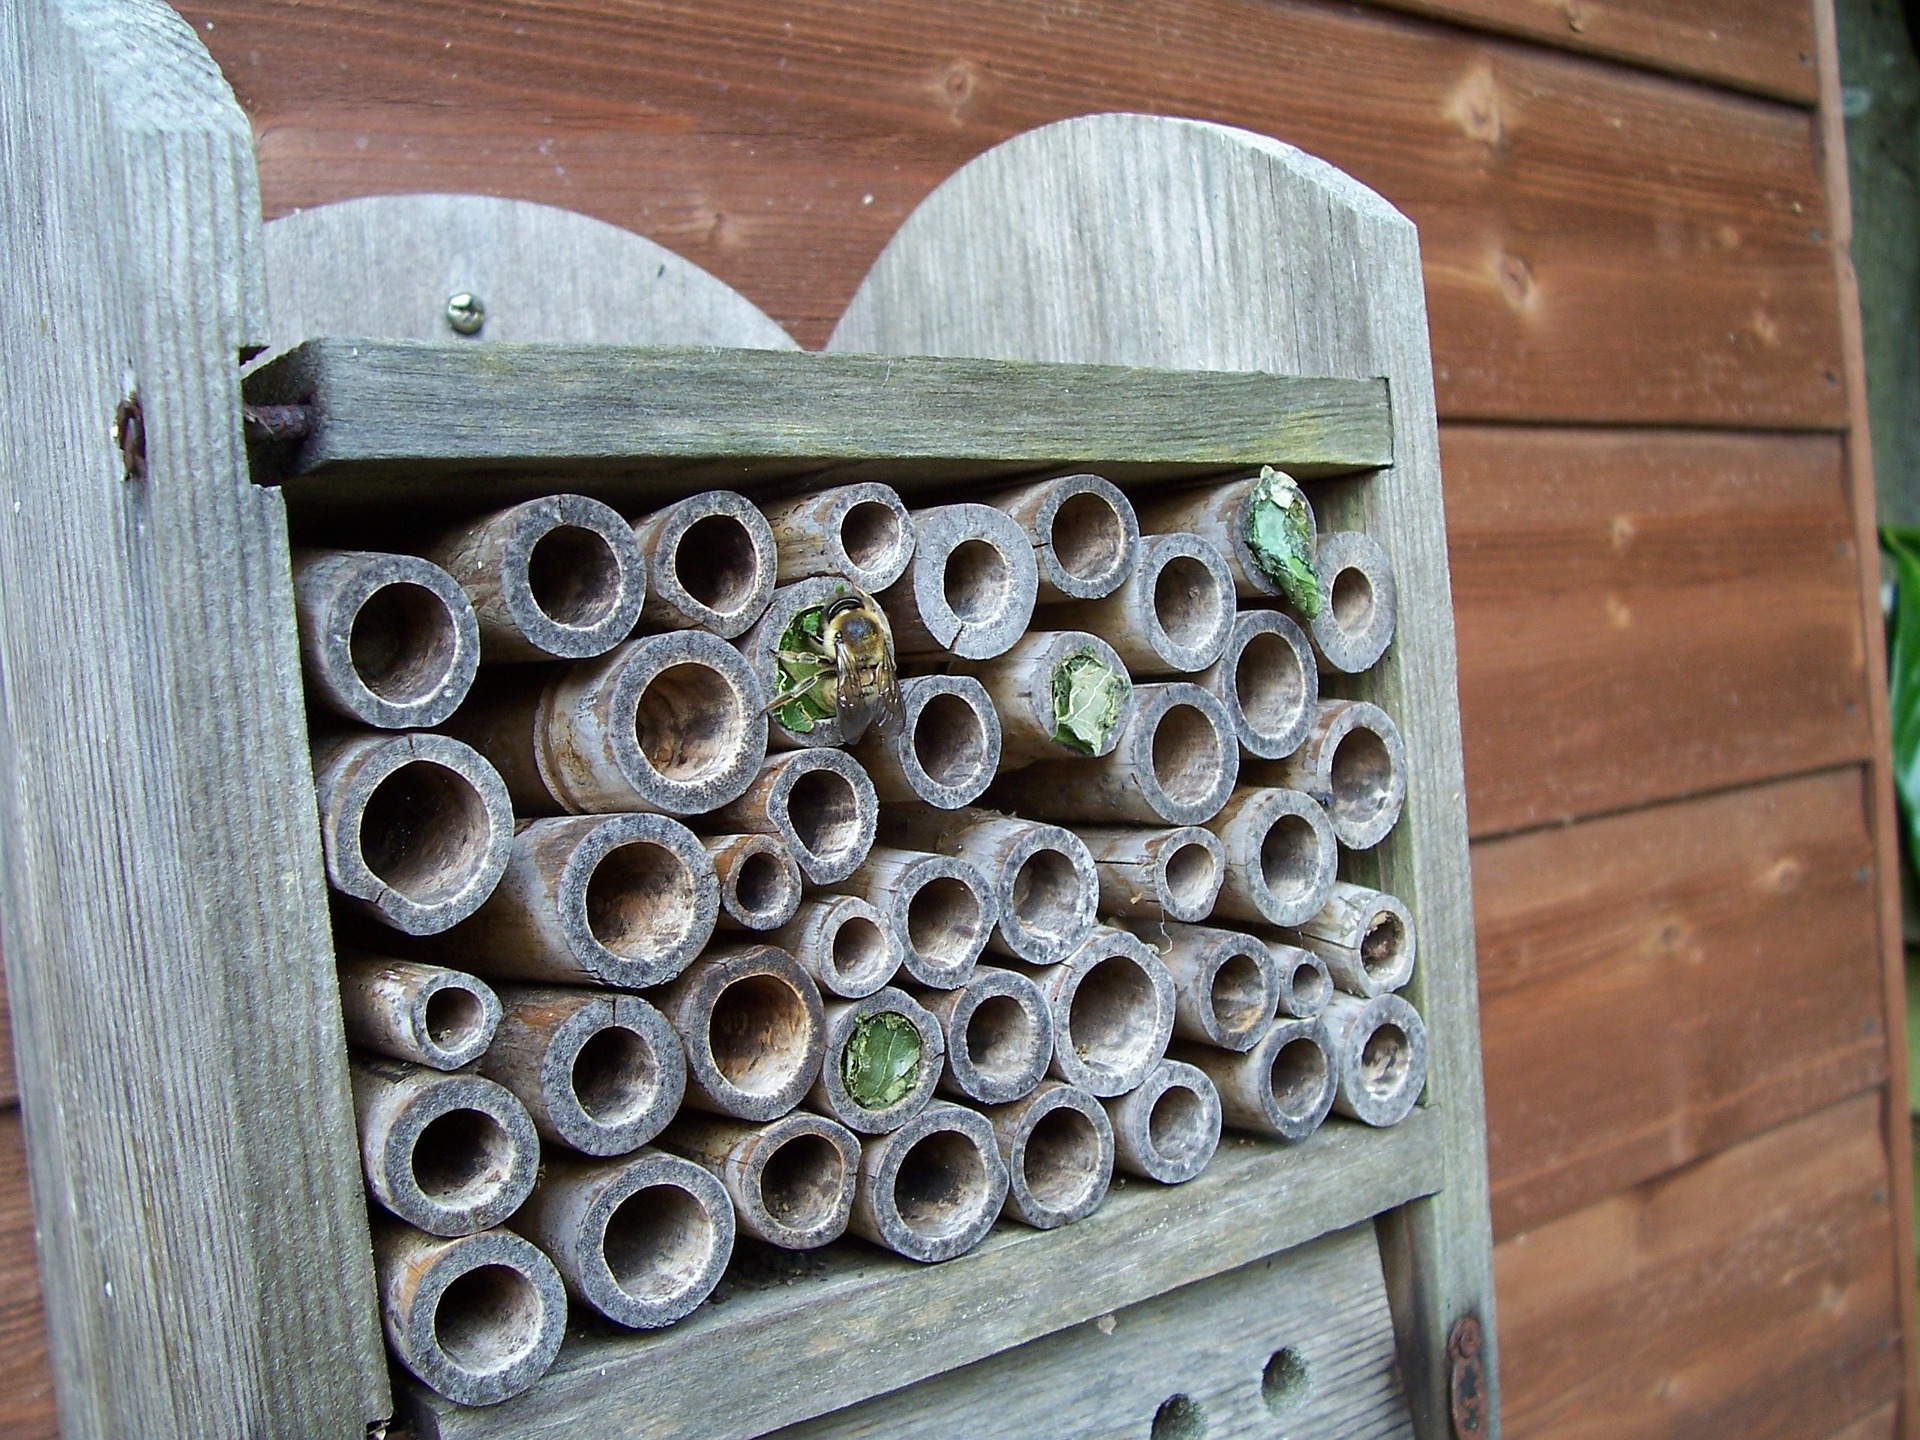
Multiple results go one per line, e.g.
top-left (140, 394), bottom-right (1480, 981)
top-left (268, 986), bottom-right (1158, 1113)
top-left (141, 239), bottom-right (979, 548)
top-left (444, 292), bottom-right (485, 336)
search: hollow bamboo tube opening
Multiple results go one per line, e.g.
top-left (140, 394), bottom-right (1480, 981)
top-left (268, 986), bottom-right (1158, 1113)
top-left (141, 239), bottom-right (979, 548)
top-left (1080, 825), bottom-right (1224, 923)
top-left (1022, 1103), bottom-right (1105, 1217)
top-left (354, 583), bottom-right (463, 707)
top-left (883, 504), bottom-right (1038, 660)
top-left (1200, 610), bottom-right (1318, 761)
top-left (1103, 1058), bottom-right (1221, 1184)
top-left (636, 662), bottom-right (750, 786)
top-left (1330, 727), bottom-right (1393, 827)
top-left (1273, 946), bottom-right (1333, 1019)
top-left (294, 550), bottom-right (479, 729)
top-left (772, 895), bottom-right (900, 1000)
top-left (1049, 490), bottom-right (1133, 596)
top-left (527, 525), bottom-right (623, 629)
top-left (1154, 553), bottom-right (1225, 654)
top-left (923, 965), bottom-right (1053, 1105)
top-left (709, 975), bottom-right (813, 1099)
top-left (788, 765), bottom-right (864, 857)
top-left (714, 749), bottom-right (877, 886)
top-left (984, 1081), bottom-right (1114, 1229)
top-left (1209, 950), bottom-right (1272, 1041)
top-left (907, 876), bottom-right (988, 972)
top-left (353, 1060), bottom-right (539, 1235)
top-left (363, 765), bottom-right (489, 905)
top-left (600, 1181), bottom-right (719, 1309)
top-left (569, 1027), bottom-right (664, 1130)
top-left (411, 1109), bottom-right (514, 1211)
top-left (760, 1130), bottom-right (850, 1236)
top-left (764, 484), bottom-right (916, 591)
top-left (1066, 957), bottom-right (1159, 1087)
top-left (850, 1103), bottom-right (1007, 1262)
top-left (737, 847), bottom-right (797, 922)
top-left (1325, 993), bottom-right (1426, 1126)
top-left (1147, 1087), bottom-right (1210, 1171)
top-left (1358, 1024), bottom-right (1412, 1099)
top-left (434, 1262), bottom-right (544, 1375)
top-left (1208, 787), bottom-right (1337, 930)
top-left (1163, 840), bottom-right (1219, 916)
top-left (634, 492), bottom-right (777, 638)
top-left (856, 676), bottom-right (1002, 810)
top-left (1010, 684), bottom-right (1236, 828)
top-left (1009, 846), bottom-right (1080, 944)
top-left (897, 1130), bottom-right (984, 1235)
top-left (338, 955), bottom-right (502, 1070)
top-left (1307, 530), bottom-right (1397, 674)
top-left (587, 838), bottom-right (704, 962)
top-left (968, 994), bottom-right (1043, 1092)
top-left (1152, 703), bottom-right (1229, 811)
top-left (829, 913), bottom-right (892, 991)
top-left (424, 987), bottom-right (491, 1057)
top-left (1265, 700), bottom-right (1406, 850)
top-left (840, 500), bottom-right (907, 577)
top-left (659, 1111), bottom-right (859, 1250)
top-left (1271, 1034), bottom-right (1333, 1123)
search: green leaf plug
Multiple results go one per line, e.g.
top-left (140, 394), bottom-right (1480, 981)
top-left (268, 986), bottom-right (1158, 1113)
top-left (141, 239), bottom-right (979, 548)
top-left (1243, 465), bottom-right (1321, 616)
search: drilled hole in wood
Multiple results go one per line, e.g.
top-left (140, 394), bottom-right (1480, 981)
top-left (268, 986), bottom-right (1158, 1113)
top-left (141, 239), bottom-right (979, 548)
top-left (839, 501), bottom-right (901, 570)
top-left (760, 1132), bottom-right (844, 1229)
top-left (893, 1128), bottom-right (987, 1239)
top-left (1150, 704), bottom-right (1223, 807)
top-left (944, 539), bottom-right (1011, 624)
top-left (434, 1264), bottom-right (542, 1374)
top-left (527, 524), bottom-right (621, 628)
top-left (965, 994), bottom-right (1039, 1085)
top-left (912, 692), bottom-right (988, 787)
top-left (1271, 1037), bottom-right (1330, 1121)
top-left (585, 841), bottom-right (699, 960)
top-left (1261, 1347), bottom-right (1311, 1414)
top-left (633, 661), bottom-right (745, 783)
top-left (424, 986), bottom-right (489, 1053)
top-left (1234, 630), bottom-right (1308, 737)
top-left (707, 974), bottom-right (811, 1098)
top-left (571, 1026), bottom-right (660, 1126)
top-left (1359, 1024), bottom-right (1411, 1099)
top-left (603, 1183), bottom-right (714, 1302)
top-left (1163, 841), bottom-right (1217, 910)
top-left (907, 876), bottom-right (985, 964)
top-left (1050, 491), bottom-right (1127, 583)
top-left (350, 581), bottom-right (460, 705)
top-left (1066, 955), bottom-right (1156, 1072)
top-left (786, 767), bottom-right (861, 858)
top-left (411, 1108), bottom-right (512, 1208)
top-left (1330, 564), bottom-right (1375, 636)
top-left (1209, 951), bottom-right (1268, 1036)
top-left (674, 514), bottom-right (759, 614)
top-left (360, 761), bottom-right (492, 906)
top-left (1152, 554), bottom-right (1221, 647)
top-left (1009, 846), bottom-right (1080, 940)
top-left (1022, 1104), bottom-right (1102, 1211)
top-left (1151, 1393), bottom-right (1208, 1440)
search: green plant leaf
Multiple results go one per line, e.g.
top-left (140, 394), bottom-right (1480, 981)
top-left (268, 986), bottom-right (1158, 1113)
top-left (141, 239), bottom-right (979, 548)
top-left (841, 1011), bottom-right (921, 1109)
top-left (1243, 465), bottom-right (1321, 616)
top-left (773, 604), bottom-right (836, 732)
top-left (1883, 527), bottom-right (1920, 869)
top-left (1050, 650), bottom-right (1129, 755)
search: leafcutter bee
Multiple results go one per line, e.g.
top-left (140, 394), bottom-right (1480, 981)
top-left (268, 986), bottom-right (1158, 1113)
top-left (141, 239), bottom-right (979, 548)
top-left (767, 586), bottom-right (904, 743)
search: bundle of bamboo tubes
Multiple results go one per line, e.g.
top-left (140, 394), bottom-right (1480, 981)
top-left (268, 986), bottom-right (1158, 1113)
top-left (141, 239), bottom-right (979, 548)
top-left (298, 469), bottom-right (1422, 1406)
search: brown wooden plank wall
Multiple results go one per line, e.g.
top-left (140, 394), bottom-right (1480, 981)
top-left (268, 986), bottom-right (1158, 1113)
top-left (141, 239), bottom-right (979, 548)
top-left (0, 1), bottom-right (1904, 1434)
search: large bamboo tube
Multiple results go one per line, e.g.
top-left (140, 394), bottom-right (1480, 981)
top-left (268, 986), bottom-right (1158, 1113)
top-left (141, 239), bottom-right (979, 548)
top-left (879, 503), bottom-right (1039, 660)
top-left (449, 630), bottom-right (768, 816)
top-left (1037, 531), bottom-right (1235, 676)
top-left (982, 1080), bottom-right (1115, 1229)
top-left (511, 1149), bottom-right (735, 1329)
top-left (1119, 920), bottom-right (1279, 1053)
top-left (657, 945), bottom-right (827, 1121)
top-left (1197, 610), bottom-right (1319, 760)
top-left (426, 493), bottom-right (647, 661)
top-left (1289, 882), bottom-right (1416, 998)
top-left (742, 577), bottom-right (865, 751)
top-left (1017, 928), bottom-right (1177, 1098)
top-left (1135, 473), bottom-right (1317, 601)
top-left (955, 630), bottom-right (1133, 769)
top-left (1307, 530), bottom-right (1397, 674)
top-left (1176, 1016), bottom-right (1337, 1142)
top-left (1077, 825), bottom-right (1225, 924)
top-left (829, 846), bottom-right (999, 989)
top-left (659, 1111), bottom-right (861, 1250)
top-left (372, 1220), bottom-right (567, 1406)
top-left (852, 675), bottom-right (1002, 810)
top-left (848, 1101), bottom-right (1009, 1262)
top-left (350, 1056), bottom-right (540, 1236)
top-left (762, 482), bottom-right (916, 592)
top-left (1008, 682), bottom-right (1239, 827)
top-left (705, 833), bottom-right (803, 932)
top-left (807, 987), bottom-right (946, 1134)
top-left (477, 986), bottom-right (686, 1156)
top-left (769, 895), bottom-right (903, 1000)
top-left (631, 489), bottom-right (778, 638)
top-left (708, 748), bottom-right (878, 886)
top-left (1257, 699), bottom-right (1407, 850)
top-left (445, 813), bottom-right (718, 990)
top-left (983, 473), bottom-right (1140, 601)
top-left (919, 965), bottom-right (1055, 1106)
top-left (312, 731), bottom-right (514, 936)
top-left (292, 548), bottom-right (480, 728)
top-left (1102, 1058), bottom-right (1222, 1184)
top-left (1324, 993), bottom-right (1428, 1127)
top-left (337, 955), bottom-right (502, 1071)
top-left (1268, 942), bottom-right (1334, 1020)
top-left (1206, 786), bottom-right (1339, 928)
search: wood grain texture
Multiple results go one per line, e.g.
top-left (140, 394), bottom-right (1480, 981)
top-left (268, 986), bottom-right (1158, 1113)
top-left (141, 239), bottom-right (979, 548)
top-left (1476, 768), bottom-right (1886, 1239)
top-left (1827, 1405), bottom-right (1901, 1440)
top-left (174, 0), bottom-right (1844, 428)
top-left (0, 966), bottom-right (15, 1109)
top-left (1495, 1092), bottom-right (1905, 1440)
top-left (1444, 426), bottom-right (1872, 838)
top-left (0, 1112), bottom-right (56, 1440)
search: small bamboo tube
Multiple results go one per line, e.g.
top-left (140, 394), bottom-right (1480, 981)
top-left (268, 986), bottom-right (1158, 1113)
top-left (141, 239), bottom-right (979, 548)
top-left (1015, 928), bottom-right (1176, 1098)
top-left (1206, 786), bottom-right (1339, 928)
top-left (1256, 700), bottom-right (1407, 850)
top-left (1307, 530), bottom-right (1398, 674)
top-left (292, 548), bottom-right (480, 729)
top-left (311, 731), bottom-right (514, 936)
top-left (852, 674), bottom-right (1002, 810)
top-left (349, 1056), bottom-right (540, 1236)
top-left (1008, 682), bottom-right (1239, 828)
top-left (705, 833), bottom-right (803, 932)
top-left (807, 987), bottom-right (946, 1134)
top-left (828, 846), bottom-right (1000, 989)
top-left (707, 748), bottom-right (878, 887)
top-left (448, 629), bottom-right (768, 816)
top-left (880, 807), bottom-right (1099, 967)
top-left (1175, 1016), bottom-right (1337, 1143)
top-left (848, 1101), bottom-right (1009, 1263)
top-left (1135, 474), bottom-right (1317, 601)
top-left (1119, 919), bottom-right (1279, 1053)
top-left (1078, 825), bottom-right (1225, 924)
top-left (741, 576), bottom-right (863, 750)
top-left (769, 895), bottom-right (903, 1000)
top-left (981, 1080), bottom-right (1115, 1229)
top-left (955, 630), bottom-right (1134, 768)
top-left (372, 1220), bottom-right (567, 1407)
top-left (511, 1148), bottom-right (735, 1329)
top-left (982, 473), bottom-right (1140, 601)
top-left (1197, 609), bottom-right (1319, 760)
top-left (1101, 1058), bottom-right (1222, 1184)
top-left (477, 985), bottom-right (687, 1156)
top-left (337, 954), bottom-right (502, 1070)
top-left (657, 944), bottom-right (826, 1121)
top-left (1324, 993), bottom-right (1428, 1127)
top-left (1288, 883), bottom-right (1416, 998)
top-left (1268, 942), bottom-right (1334, 1020)
top-left (630, 489), bottom-right (778, 638)
top-left (878, 503), bottom-right (1039, 660)
top-left (762, 482), bottom-right (916, 592)
top-left (425, 493), bottom-right (647, 661)
top-left (1036, 531), bottom-right (1234, 676)
top-left (445, 813), bottom-right (718, 990)
top-left (919, 965), bottom-right (1055, 1106)
top-left (659, 1110), bottom-right (862, 1250)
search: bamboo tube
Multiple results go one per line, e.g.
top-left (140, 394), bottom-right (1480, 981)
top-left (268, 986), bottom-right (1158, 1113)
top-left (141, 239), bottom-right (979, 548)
top-left (741, 576), bottom-right (863, 751)
top-left (762, 482), bottom-right (916, 592)
top-left (312, 731), bottom-right (514, 936)
top-left (444, 813), bottom-right (718, 990)
top-left (954, 630), bottom-right (1134, 768)
top-left (349, 1056), bottom-right (540, 1236)
top-left (769, 895), bottom-right (903, 1000)
top-left (1197, 610), bottom-right (1319, 760)
top-left (807, 987), bottom-right (946, 1134)
top-left (879, 807), bottom-right (1099, 967)
top-left (705, 833), bottom-right (803, 932)
top-left (1268, 942), bottom-right (1334, 1020)
top-left (630, 489), bottom-right (778, 638)
top-left (511, 1148), bottom-right (735, 1329)
top-left (425, 493), bottom-right (647, 662)
top-left (292, 548), bottom-right (480, 729)
top-left (1101, 1058), bottom-right (1222, 1184)
top-left (1205, 786), bottom-right (1339, 928)
top-left (337, 954), bottom-right (502, 1070)
top-left (1324, 994), bottom-right (1428, 1127)
top-left (1015, 928), bottom-right (1176, 1098)
top-left (829, 847), bottom-right (1000, 989)
top-left (1007, 682), bottom-right (1239, 827)
top-left (448, 630), bottom-right (768, 817)
top-left (1307, 530), bottom-right (1397, 674)
top-left (1135, 474), bottom-right (1316, 601)
top-left (477, 985), bottom-right (686, 1156)
top-left (659, 1111), bottom-right (861, 1250)
top-left (1036, 531), bottom-right (1234, 676)
top-left (848, 1101), bottom-right (1009, 1263)
top-left (1077, 825), bottom-right (1225, 924)
top-left (657, 945), bottom-right (826, 1121)
top-left (851, 675), bottom-right (1002, 810)
top-left (707, 748), bottom-right (878, 886)
top-left (372, 1220), bottom-right (567, 1407)
top-left (919, 965), bottom-right (1055, 1106)
top-left (1175, 1016), bottom-right (1337, 1143)
top-left (982, 473), bottom-right (1140, 601)
top-left (1118, 920), bottom-right (1279, 1053)
top-left (878, 503), bottom-right (1039, 660)
top-left (1288, 883), bottom-right (1416, 998)
top-left (1257, 700), bottom-right (1407, 850)
top-left (981, 1080), bottom-right (1115, 1229)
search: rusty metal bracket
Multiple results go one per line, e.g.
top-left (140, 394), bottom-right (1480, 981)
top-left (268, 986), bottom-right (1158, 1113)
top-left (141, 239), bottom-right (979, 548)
top-left (1448, 1314), bottom-right (1487, 1438)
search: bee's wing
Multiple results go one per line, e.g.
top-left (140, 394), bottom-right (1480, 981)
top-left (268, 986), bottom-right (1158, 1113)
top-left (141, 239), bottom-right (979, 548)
top-left (868, 647), bottom-right (906, 740)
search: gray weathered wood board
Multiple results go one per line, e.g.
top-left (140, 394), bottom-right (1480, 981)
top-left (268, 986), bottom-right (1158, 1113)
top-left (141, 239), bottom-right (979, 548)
top-left (399, 1114), bottom-right (1442, 1440)
top-left (831, 112), bottom-right (1498, 1435)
